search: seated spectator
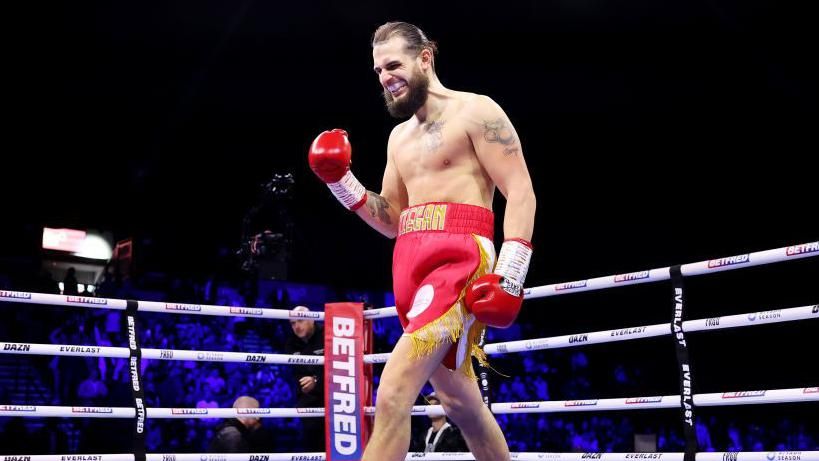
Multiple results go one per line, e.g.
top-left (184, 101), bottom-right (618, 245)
top-left (410, 392), bottom-right (468, 453)
top-left (208, 396), bottom-right (275, 452)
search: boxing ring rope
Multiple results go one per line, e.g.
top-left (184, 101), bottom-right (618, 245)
top-left (482, 304), bottom-right (818, 354)
top-left (0, 341), bottom-right (391, 365)
top-left (1, 242), bottom-right (815, 316)
top-left (2, 385), bottom-right (815, 420)
top-left (0, 289), bottom-right (398, 321)
top-left (523, 242), bottom-right (818, 298)
top-left (1, 241), bottom-right (817, 460)
top-left (2, 303), bottom-right (815, 364)
top-left (9, 453), bottom-right (819, 461)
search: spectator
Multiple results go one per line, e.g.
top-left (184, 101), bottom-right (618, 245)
top-left (284, 305), bottom-right (325, 452)
top-left (410, 392), bottom-right (468, 453)
top-left (208, 396), bottom-right (276, 452)
top-left (63, 267), bottom-right (79, 295)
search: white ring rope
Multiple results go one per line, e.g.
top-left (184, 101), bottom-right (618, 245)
top-left (525, 242), bottom-right (818, 299)
top-left (0, 291), bottom-right (396, 322)
top-left (1, 242), bottom-right (815, 460)
top-left (0, 343), bottom-right (390, 365)
top-left (489, 387), bottom-right (819, 414)
top-left (3, 387), bottom-right (815, 419)
top-left (1, 242), bottom-right (815, 319)
top-left (6, 451), bottom-right (819, 461)
top-left (483, 304), bottom-right (818, 354)
top-left (0, 405), bottom-right (325, 419)
top-left (3, 302), bottom-right (815, 364)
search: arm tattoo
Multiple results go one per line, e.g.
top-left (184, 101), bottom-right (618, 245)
top-left (483, 118), bottom-right (519, 156)
top-left (366, 191), bottom-right (392, 225)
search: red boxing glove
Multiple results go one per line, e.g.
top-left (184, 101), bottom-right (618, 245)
top-left (465, 273), bottom-right (523, 328)
top-left (466, 238), bottom-right (533, 328)
top-left (308, 129), bottom-right (367, 210)
top-left (308, 129), bottom-right (351, 183)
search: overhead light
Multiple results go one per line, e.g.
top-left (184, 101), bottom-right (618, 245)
top-left (74, 234), bottom-right (113, 260)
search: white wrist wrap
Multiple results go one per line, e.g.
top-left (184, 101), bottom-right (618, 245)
top-left (327, 170), bottom-right (366, 210)
top-left (494, 240), bottom-right (533, 287)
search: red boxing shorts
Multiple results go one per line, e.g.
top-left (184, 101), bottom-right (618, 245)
top-left (392, 202), bottom-right (496, 377)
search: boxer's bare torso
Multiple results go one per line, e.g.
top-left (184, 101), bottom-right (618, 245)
top-left (389, 91), bottom-right (507, 209)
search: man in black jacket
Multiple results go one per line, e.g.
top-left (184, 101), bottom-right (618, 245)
top-left (410, 392), bottom-right (468, 453)
top-left (209, 396), bottom-right (275, 452)
top-left (284, 305), bottom-right (325, 452)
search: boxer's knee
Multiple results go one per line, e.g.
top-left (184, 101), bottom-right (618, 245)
top-left (435, 386), bottom-right (490, 433)
top-left (375, 380), bottom-right (415, 422)
top-left (438, 393), bottom-right (472, 425)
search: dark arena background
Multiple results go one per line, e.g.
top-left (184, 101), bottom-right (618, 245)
top-left (1, 0), bottom-right (817, 457)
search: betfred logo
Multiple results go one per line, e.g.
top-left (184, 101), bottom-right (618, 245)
top-left (165, 303), bottom-right (202, 312)
top-left (565, 400), bottom-right (598, 407)
top-left (510, 403), bottom-right (540, 409)
top-left (296, 407), bottom-right (324, 414)
top-left (786, 242), bottom-right (819, 256)
top-left (230, 307), bottom-right (263, 316)
top-left (237, 408), bottom-right (271, 414)
top-left (326, 303), bottom-right (367, 460)
top-left (707, 254), bottom-right (749, 268)
top-left (0, 291), bottom-right (31, 299)
top-left (554, 280), bottom-right (588, 291)
top-left (66, 296), bottom-right (108, 305)
top-left (72, 407), bottom-right (113, 414)
top-left (0, 405), bottom-right (36, 412)
top-left (625, 397), bottom-right (663, 404)
top-left (289, 310), bottom-right (321, 319)
top-left (722, 391), bottom-right (766, 399)
top-left (171, 408), bottom-right (209, 414)
top-left (614, 271), bottom-right (650, 283)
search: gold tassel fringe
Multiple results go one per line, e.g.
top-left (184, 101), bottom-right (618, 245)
top-left (406, 234), bottom-right (494, 378)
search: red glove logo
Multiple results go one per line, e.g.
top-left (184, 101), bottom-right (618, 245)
top-left (465, 274), bottom-right (523, 328)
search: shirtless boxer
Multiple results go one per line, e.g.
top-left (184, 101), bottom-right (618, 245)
top-left (308, 21), bottom-right (536, 461)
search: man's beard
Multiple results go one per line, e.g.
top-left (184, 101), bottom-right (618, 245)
top-left (383, 69), bottom-right (430, 118)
